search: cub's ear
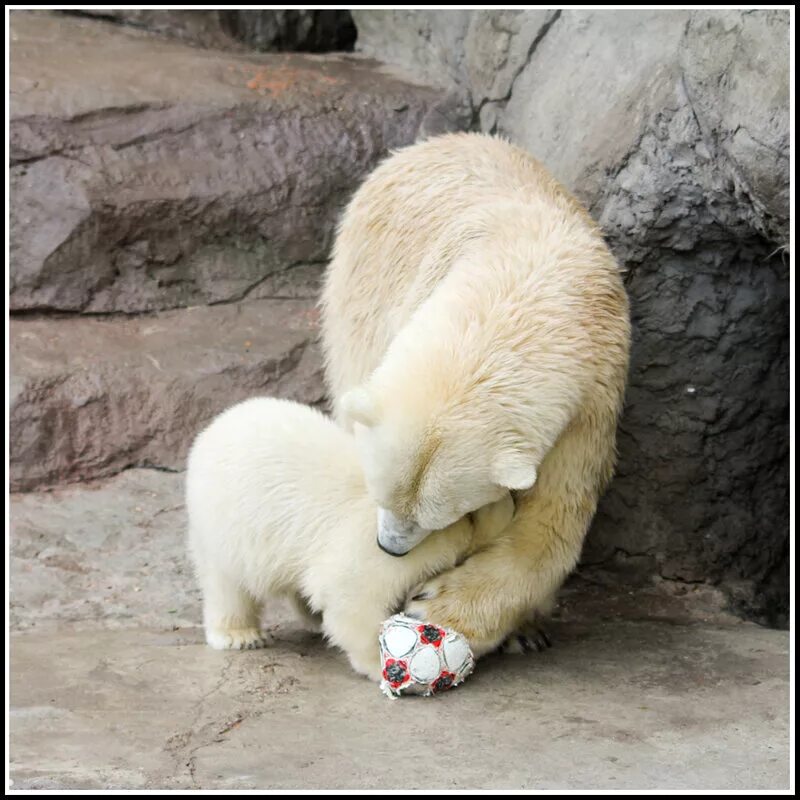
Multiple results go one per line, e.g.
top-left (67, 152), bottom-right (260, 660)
top-left (338, 387), bottom-right (379, 428)
top-left (492, 450), bottom-right (538, 491)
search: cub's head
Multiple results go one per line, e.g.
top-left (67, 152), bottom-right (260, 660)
top-left (339, 381), bottom-right (537, 556)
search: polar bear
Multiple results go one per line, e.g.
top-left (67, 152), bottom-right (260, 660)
top-left (185, 397), bottom-right (515, 680)
top-left (321, 133), bottom-right (630, 655)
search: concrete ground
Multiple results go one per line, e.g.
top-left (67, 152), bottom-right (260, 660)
top-left (9, 470), bottom-right (791, 790)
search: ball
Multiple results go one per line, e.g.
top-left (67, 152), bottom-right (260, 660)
top-left (378, 614), bottom-right (475, 697)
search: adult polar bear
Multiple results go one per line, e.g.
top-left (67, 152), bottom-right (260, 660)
top-left (321, 133), bottom-right (630, 656)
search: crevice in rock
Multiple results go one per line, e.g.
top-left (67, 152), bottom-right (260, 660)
top-left (220, 10), bottom-right (357, 53)
top-left (500, 10), bottom-right (561, 109)
top-left (470, 10), bottom-right (562, 132)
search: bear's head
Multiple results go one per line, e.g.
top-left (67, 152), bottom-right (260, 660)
top-left (339, 377), bottom-right (537, 556)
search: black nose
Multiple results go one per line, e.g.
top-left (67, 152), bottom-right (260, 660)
top-left (376, 536), bottom-right (409, 557)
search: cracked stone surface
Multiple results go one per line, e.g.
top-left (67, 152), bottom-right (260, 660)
top-left (10, 299), bottom-right (325, 492)
top-left (9, 11), bottom-right (446, 313)
top-left (9, 471), bottom-right (791, 789)
top-left (350, 9), bottom-right (791, 625)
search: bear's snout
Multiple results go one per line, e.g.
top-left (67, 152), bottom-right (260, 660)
top-left (377, 507), bottom-right (431, 555)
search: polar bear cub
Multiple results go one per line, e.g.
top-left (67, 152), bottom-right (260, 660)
top-left (186, 397), bottom-right (514, 681)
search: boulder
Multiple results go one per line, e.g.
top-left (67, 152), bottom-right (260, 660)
top-left (10, 299), bottom-right (325, 492)
top-left (59, 9), bottom-right (242, 51)
top-left (9, 12), bottom-right (445, 313)
top-left (352, 10), bottom-right (472, 90)
top-left (492, 10), bottom-right (789, 625)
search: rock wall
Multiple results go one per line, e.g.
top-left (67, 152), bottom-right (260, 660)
top-left (9, 12), bottom-right (447, 488)
top-left (10, 13), bottom-right (441, 314)
top-left (9, 10), bottom-right (789, 625)
top-left (354, 9), bottom-right (790, 625)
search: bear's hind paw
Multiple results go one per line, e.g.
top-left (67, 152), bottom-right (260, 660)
top-left (499, 623), bottom-right (552, 655)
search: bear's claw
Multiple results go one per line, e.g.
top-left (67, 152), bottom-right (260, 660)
top-left (499, 624), bottom-right (552, 655)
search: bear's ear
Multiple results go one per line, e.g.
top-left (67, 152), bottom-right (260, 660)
top-left (339, 387), bottom-right (379, 428)
top-left (492, 450), bottom-right (538, 491)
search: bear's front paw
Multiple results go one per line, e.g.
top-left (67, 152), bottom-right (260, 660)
top-left (206, 627), bottom-right (272, 651)
top-left (404, 576), bottom-right (450, 629)
top-left (403, 574), bottom-right (499, 657)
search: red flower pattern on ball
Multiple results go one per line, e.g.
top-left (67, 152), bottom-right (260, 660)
top-left (431, 671), bottom-right (456, 693)
top-left (382, 658), bottom-right (411, 689)
top-left (417, 624), bottom-right (445, 647)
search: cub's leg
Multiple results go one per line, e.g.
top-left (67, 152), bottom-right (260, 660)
top-left (289, 593), bottom-right (324, 633)
top-left (199, 567), bottom-right (270, 650)
top-left (322, 600), bottom-right (386, 682)
top-left (320, 501), bottom-right (512, 682)
top-left (321, 511), bottom-right (481, 682)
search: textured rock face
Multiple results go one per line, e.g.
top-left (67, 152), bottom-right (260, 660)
top-left (60, 9), bottom-right (243, 50)
top-left (10, 469), bottom-right (199, 631)
top-left (680, 11), bottom-right (789, 244)
top-left (352, 10), bottom-right (472, 89)
top-left (9, 13), bottom-right (444, 313)
top-left (10, 300), bottom-right (325, 492)
top-left (353, 10), bottom-right (790, 624)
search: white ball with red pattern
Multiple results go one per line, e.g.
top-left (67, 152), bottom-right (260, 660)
top-left (378, 614), bottom-right (475, 697)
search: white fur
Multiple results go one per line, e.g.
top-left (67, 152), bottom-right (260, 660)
top-left (186, 397), bottom-right (515, 680)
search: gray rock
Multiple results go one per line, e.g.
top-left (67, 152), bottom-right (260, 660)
top-left (680, 10), bottom-right (790, 244)
top-left (10, 469), bottom-right (199, 631)
top-left (464, 10), bottom-right (559, 107)
top-left (493, 10), bottom-right (789, 625)
top-left (9, 12), bottom-right (445, 313)
top-left (58, 9), bottom-right (242, 50)
top-left (10, 299), bottom-right (326, 492)
top-left (352, 10), bottom-right (472, 90)
top-left (354, 8), bottom-right (789, 246)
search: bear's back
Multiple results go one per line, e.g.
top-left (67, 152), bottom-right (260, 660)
top-left (322, 133), bottom-right (609, 403)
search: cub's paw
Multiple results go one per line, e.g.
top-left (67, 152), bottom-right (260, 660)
top-left (499, 621), bottom-right (552, 655)
top-left (347, 653), bottom-right (384, 684)
top-left (206, 627), bottom-right (272, 651)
